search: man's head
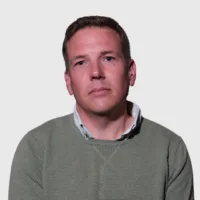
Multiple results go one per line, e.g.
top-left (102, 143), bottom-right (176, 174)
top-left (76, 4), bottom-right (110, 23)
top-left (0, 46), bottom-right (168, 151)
top-left (62, 16), bottom-right (131, 71)
top-left (62, 16), bottom-right (136, 115)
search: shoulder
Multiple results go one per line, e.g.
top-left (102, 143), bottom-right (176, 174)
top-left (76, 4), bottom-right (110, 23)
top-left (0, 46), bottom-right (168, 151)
top-left (19, 113), bottom-right (74, 147)
top-left (137, 117), bottom-right (190, 167)
top-left (140, 117), bottom-right (182, 148)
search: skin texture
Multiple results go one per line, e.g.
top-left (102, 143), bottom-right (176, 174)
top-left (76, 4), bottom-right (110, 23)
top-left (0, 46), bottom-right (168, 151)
top-left (64, 27), bottom-right (136, 140)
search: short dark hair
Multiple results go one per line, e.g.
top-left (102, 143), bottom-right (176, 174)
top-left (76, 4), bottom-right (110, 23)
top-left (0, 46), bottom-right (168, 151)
top-left (62, 15), bottom-right (131, 71)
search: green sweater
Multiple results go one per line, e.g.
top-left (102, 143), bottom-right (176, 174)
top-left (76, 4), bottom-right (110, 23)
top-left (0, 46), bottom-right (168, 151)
top-left (9, 114), bottom-right (194, 200)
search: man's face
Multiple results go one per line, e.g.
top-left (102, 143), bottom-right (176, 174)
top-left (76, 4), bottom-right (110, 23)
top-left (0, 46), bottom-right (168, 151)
top-left (65, 27), bottom-right (136, 115)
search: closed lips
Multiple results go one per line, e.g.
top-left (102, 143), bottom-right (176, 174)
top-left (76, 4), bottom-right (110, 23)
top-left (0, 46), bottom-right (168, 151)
top-left (89, 87), bottom-right (110, 94)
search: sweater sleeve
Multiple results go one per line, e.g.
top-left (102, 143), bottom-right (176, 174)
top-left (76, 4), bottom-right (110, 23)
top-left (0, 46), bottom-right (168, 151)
top-left (166, 137), bottom-right (194, 200)
top-left (8, 132), bottom-right (45, 200)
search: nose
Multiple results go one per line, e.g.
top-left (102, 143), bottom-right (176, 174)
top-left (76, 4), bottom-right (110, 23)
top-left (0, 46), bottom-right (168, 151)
top-left (90, 61), bottom-right (105, 80)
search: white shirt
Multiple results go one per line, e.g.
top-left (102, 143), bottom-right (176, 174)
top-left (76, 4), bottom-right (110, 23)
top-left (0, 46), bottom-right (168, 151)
top-left (73, 101), bottom-right (142, 140)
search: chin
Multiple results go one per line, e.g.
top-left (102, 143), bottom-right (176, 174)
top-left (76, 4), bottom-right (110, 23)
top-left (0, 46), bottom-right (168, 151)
top-left (90, 109), bottom-right (112, 116)
top-left (87, 103), bottom-right (120, 116)
top-left (78, 96), bottom-right (127, 116)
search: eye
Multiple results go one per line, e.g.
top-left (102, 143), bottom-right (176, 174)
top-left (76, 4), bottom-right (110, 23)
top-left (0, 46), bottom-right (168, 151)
top-left (104, 56), bottom-right (115, 61)
top-left (75, 60), bottom-right (85, 66)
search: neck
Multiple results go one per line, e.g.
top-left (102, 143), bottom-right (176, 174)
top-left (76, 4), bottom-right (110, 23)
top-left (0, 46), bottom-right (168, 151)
top-left (76, 100), bottom-right (133, 140)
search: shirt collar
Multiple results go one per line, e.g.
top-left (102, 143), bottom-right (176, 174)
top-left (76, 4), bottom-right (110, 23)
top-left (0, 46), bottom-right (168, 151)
top-left (73, 101), bottom-right (142, 140)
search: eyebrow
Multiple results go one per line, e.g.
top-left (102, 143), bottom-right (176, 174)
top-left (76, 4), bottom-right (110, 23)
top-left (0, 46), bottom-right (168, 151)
top-left (100, 50), bottom-right (123, 59)
top-left (99, 50), bottom-right (116, 56)
top-left (71, 55), bottom-right (88, 62)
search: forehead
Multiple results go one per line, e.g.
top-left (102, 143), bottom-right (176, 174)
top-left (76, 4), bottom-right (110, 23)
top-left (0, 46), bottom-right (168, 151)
top-left (66, 27), bottom-right (121, 56)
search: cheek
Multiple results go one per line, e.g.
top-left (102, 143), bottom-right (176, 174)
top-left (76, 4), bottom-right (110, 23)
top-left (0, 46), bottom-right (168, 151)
top-left (70, 73), bottom-right (88, 94)
top-left (107, 70), bottom-right (127, 87)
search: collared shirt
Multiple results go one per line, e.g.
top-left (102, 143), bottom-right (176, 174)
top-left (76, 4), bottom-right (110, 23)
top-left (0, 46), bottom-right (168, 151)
top-left (73, 101), bottom-right (142, 140)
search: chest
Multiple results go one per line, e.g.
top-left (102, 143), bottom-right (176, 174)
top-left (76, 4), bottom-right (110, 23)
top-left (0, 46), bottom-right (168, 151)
top-left (43, 145), bottom-right (168, 200)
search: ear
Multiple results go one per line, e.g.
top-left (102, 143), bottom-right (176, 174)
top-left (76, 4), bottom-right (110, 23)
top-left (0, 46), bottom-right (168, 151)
top-left (128, 59), bottom-right (136, 86)
top-left (64, 71), bottom-right (73, 95)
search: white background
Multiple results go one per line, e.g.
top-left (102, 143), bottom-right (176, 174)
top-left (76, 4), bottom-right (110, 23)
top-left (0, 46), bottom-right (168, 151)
top-left (0, 0), bottom-right (199, 199)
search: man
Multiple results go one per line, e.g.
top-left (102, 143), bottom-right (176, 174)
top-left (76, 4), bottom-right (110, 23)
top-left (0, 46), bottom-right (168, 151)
top-left (9, 16), bottom-right (194, 200)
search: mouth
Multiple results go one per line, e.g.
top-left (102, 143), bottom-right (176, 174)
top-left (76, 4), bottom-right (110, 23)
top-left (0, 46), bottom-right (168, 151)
top-left (89, 87), bottom-right (110, 95)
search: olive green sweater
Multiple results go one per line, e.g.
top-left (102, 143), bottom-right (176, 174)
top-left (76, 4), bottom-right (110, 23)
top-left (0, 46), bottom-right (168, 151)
top-left (9, 114), bottom-right (194, 200)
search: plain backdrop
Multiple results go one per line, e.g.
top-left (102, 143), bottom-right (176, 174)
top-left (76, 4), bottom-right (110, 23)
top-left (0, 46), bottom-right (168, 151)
top-left (0, 0), bottom-right (199, 199)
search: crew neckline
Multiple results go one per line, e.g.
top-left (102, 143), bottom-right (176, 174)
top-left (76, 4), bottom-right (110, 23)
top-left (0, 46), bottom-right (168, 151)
top-left (67, 113), bottom-right (140, 146)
